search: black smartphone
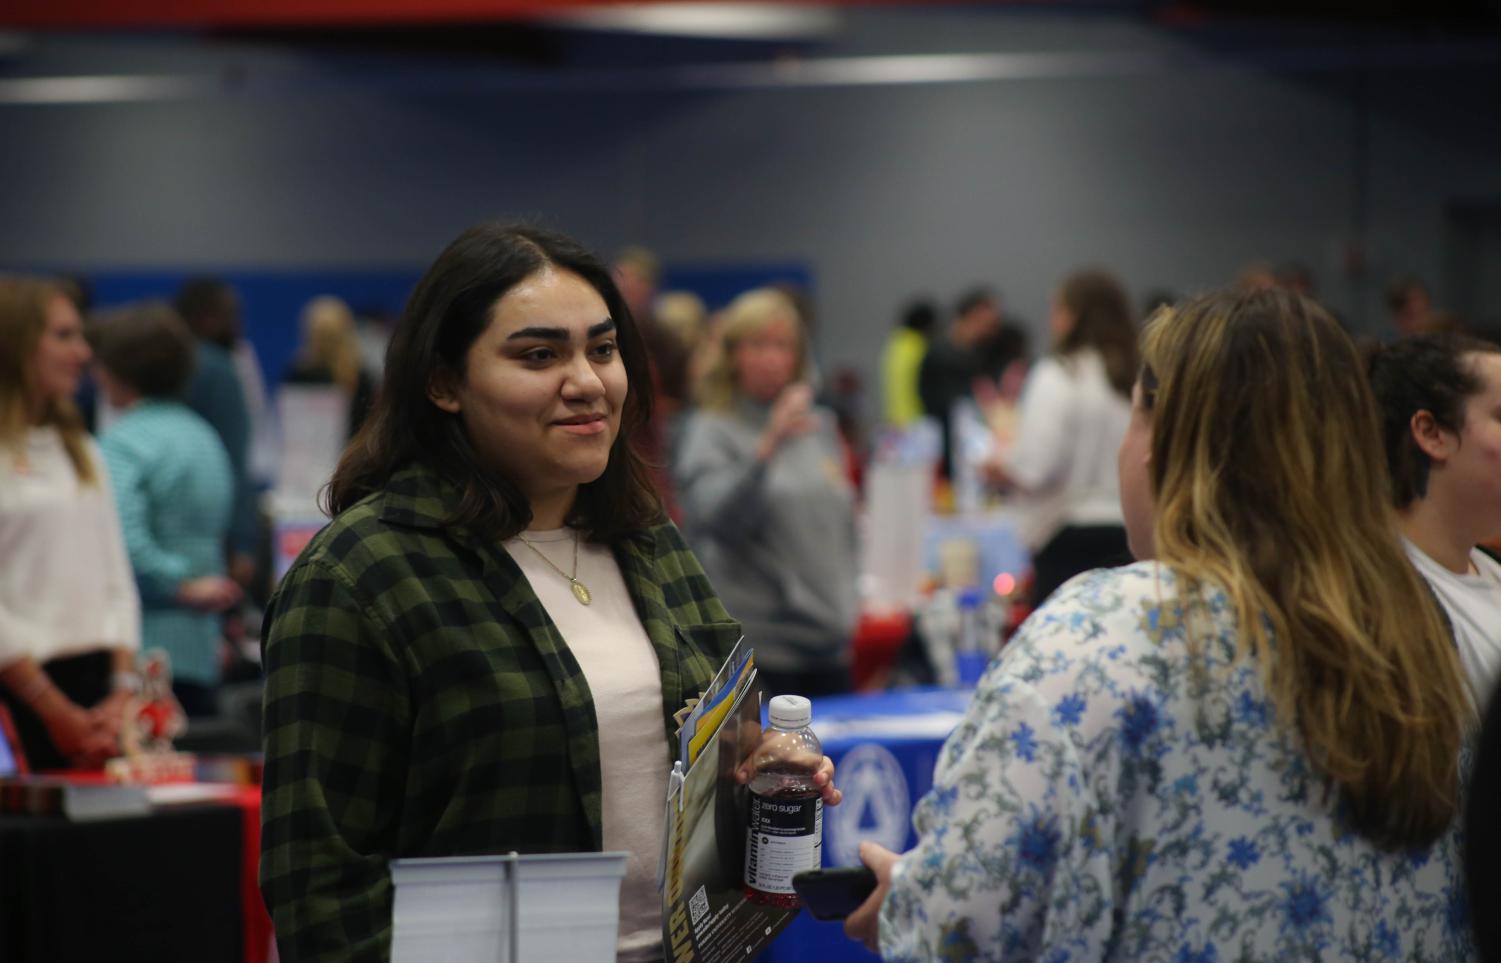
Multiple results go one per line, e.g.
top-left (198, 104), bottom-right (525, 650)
top-left (791, 866), bottom-right (879, 921)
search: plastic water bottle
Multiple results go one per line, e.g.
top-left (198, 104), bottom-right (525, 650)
top-left (744, 695), bottom-right (824, 909)
top-left (954, 587), bottom-right (989, 686)
top-left (950, 399), bottom-right (994, 514)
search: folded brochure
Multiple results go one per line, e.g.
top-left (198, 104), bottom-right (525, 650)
top-left (661, 639), bottom-right (799, 963)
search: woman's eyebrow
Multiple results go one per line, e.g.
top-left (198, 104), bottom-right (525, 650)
top-left (505, 318), bottom-right (615, 342)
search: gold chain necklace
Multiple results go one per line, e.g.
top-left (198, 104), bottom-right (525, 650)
top-left (516, 529), bottom-right (592, 605)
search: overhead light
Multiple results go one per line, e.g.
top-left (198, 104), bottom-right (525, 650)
top-left (677, 50), bottom-right (1168, 87)
top-left (541, 3), bottom-right (839, 40)
top-left (0, 74), bottom-right (210, 104)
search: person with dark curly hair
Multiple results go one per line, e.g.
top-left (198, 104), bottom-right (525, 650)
top-left (1368, 333), bottom-right (1501, 704)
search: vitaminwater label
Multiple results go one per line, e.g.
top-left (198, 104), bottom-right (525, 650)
top-left (744, 793), bottom-right (823, 894)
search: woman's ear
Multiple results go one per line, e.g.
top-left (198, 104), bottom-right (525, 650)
top-left (1409, 410), bottom-right (1455, 463)
top-left (428, 373), bottom-right (462, 414)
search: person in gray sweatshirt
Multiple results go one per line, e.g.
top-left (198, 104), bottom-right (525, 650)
top-left (674, 288), bottom-right (858, 697)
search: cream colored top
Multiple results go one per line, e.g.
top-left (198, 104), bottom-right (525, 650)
top-left (504, 527), bottom-right (669, 962)
top-left (1004, 350), bottom-right (1131, 549)
top-left (0, 427), bottom-right (140, 668)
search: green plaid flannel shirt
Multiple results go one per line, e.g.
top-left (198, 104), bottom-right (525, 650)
top-left (259, 462), bottom-right (739, 962)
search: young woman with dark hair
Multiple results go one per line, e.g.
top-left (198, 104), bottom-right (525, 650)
top-left (259, 223), bottom-right (838, 962)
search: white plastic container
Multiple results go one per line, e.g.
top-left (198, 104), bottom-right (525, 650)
top-left (390, 851), bottom-right (628, 963)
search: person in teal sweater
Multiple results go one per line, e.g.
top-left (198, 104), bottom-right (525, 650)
top-left (92, 302), bottom-right (241, 717)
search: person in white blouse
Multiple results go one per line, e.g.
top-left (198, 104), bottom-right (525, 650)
top-left (0, 276), bottom-right (141, 772)
top-left (988, 269), bottom-right (1138, 605)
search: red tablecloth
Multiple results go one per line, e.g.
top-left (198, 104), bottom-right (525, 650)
top-left (225, 785), bottom-right (274, 963)
top-left (850, 609), bottom-right (912, 690)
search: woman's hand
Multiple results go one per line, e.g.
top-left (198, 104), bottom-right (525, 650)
top-left (39, 694), bottom-right (118, 767)
top-left (177, 575), bottom-right (243, 613)
top-left (811, 754), bottom-right (842, 806)
top-left (980, 455), bottom-right (1017, 492)
top-left (734, 746), bottom-right (843, 807)
top-left (756, 383), bottom-right (817, 462)
top-left (843, 841), bottom-right (900, 953)
top-left (91, 689), bottom-right (135, 738)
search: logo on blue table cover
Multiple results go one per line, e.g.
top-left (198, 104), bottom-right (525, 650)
top-left (827, 743), bottom-right (910, 867)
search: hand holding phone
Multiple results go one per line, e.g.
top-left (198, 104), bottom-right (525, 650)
top-left (791, 866), bottom-right (879, 921)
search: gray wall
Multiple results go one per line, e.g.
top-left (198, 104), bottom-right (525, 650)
top-left (3, 9), bottom-right (1498, 418)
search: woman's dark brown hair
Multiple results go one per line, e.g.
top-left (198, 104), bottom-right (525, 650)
top-left (1057, 268), bottom-right (1138, 398)
top-left (326, 222), bottom-right (660, 541)
top-left (88, 301), bottom-right (197, 399)
top-left (1368, 332), bottom-right (1501, 508)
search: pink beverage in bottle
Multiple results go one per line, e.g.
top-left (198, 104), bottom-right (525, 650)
top-left (744, 695), bottom-right (824, 909)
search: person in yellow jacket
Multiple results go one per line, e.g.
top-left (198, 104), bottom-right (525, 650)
top-left (880, 299), bottom-right (936, 427)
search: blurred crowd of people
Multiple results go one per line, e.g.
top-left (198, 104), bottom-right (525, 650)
top-left (0, 274), bottom-right (384, 770)
top-left (2, 251), bottom-right (1497, 757)
top-left (1, 235), bottom-right (1499, 960)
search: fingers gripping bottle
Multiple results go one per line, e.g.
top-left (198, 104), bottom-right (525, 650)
top-left (744, 695), bottom-right (823, 909)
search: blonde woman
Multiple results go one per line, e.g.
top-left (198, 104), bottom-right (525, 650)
top-left (284, 294), bottom-right (375, 439)
top-left (674, 287), bottom-right (858, 697)
top-left (847, 289), bottom-right (1474, 960)
top-left (0, 276), bottom-right (141, 771)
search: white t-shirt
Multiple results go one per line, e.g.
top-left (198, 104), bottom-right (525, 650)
top-left (1405, 540), bottom-right (1501, 708)
top-left (504, 528), bottom-right (670, 962)
top-left (1003, 350), bottom-right (1132, 549)
top-left (0, 427), bottom-right (141, 667)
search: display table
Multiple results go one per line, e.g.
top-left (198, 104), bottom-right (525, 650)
top-left (757, 687), bottom-right (975, 963)
top-left (854, 508), bottom-right (1030, 690)
top-left (0, 801), bottom-right (244, 962)
top-left (0, 781), bottom-right (271, 963)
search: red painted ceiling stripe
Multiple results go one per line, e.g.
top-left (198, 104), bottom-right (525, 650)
top-left (1, 0), bottom-right (978, 31)
top-left (3, 0), bottom-right (595, 29)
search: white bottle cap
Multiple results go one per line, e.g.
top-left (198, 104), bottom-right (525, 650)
top-left (768, 694), bottom-right (812, 729)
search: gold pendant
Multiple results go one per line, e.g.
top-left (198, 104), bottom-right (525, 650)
top-left (570, 580), bottom-right (592, 605)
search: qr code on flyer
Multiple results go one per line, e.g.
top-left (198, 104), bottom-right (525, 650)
top-left (689, 884), bottom-right (709, 926)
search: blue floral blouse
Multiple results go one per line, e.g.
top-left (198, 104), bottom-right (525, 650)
top-left (880, 563), bottom-right (1474, 962)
